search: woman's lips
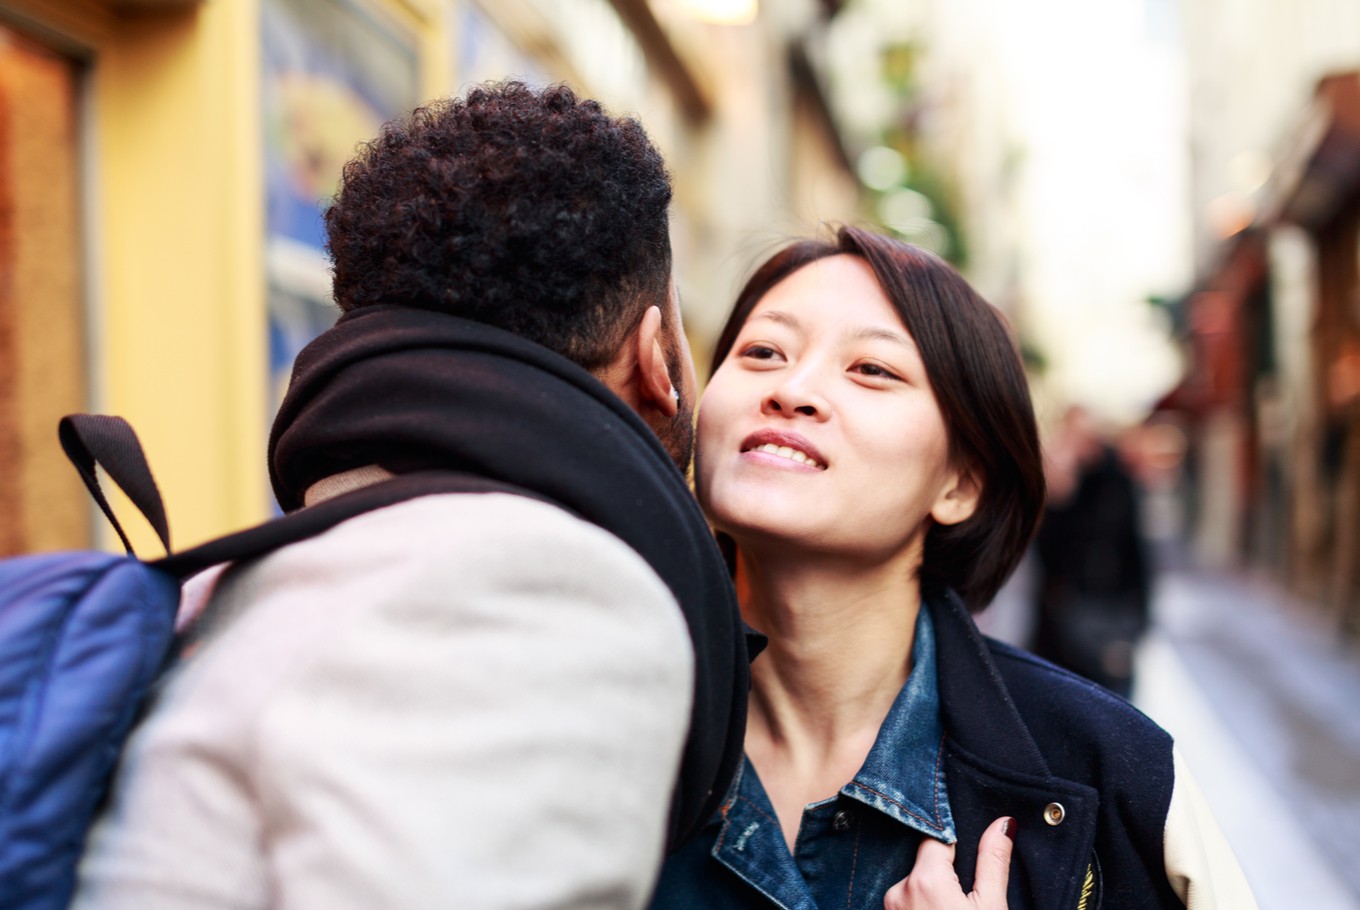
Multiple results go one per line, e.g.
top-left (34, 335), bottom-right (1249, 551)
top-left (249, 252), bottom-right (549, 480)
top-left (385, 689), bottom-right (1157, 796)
top-left (739, 430), bottom-right (827, 470)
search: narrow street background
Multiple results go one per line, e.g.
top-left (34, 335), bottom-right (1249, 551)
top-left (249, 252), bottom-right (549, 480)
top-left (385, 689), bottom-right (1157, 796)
top-left (1137, 565), bottom-right (1360, 910)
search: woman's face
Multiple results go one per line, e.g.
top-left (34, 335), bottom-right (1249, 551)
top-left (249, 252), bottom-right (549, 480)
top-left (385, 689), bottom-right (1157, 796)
top-left (696, 254), bottom-right (976, 564)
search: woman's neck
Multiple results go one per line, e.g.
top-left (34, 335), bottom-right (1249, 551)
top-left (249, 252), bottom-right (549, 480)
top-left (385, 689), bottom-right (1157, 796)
top-left (736, 545), bottom-right (924, 847)
top-left (738, 546), bottom-right (923, 751)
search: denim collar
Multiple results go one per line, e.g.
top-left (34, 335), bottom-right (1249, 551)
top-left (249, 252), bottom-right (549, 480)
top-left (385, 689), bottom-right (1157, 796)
top-left (710, 605), bottom-right (954, 909)
top-left (841, 602), bottom-right (955, 841)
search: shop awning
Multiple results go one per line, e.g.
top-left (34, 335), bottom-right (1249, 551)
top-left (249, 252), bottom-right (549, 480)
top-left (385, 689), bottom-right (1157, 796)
top-left (1266, 71), bottom-right (1360, 232)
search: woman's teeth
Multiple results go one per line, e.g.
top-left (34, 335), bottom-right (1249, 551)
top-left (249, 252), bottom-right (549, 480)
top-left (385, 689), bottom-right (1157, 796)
top-left (752, 443), bottom-right (821, 469)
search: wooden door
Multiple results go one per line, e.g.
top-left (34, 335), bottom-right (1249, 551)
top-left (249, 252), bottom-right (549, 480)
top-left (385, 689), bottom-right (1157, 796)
top-left (0, 23), bottom-right (88, 555)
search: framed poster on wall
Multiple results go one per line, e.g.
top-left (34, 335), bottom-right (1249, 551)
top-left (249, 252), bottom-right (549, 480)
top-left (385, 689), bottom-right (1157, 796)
top-left (454, 1), bottom-right (550, 89)
top-left (262, 0), bottom-right (419, 407)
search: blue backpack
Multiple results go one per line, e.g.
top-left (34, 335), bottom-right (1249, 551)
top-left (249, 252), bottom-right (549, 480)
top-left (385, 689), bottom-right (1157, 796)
top-left (0, 415), bottom-right (524, 909)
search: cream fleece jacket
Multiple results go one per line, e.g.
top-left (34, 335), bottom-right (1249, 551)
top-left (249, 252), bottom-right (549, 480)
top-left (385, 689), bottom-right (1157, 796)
top-left (74, 493), bottom-right (694, 910)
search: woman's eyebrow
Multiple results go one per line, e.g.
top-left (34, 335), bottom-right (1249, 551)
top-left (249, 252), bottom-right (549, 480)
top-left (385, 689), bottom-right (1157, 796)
top-left (751, 311), bottom-right (918, 353)
top-left (848, 325), bottom-right (918, 352)
top-left (749, 309), bottom-right (799, 329)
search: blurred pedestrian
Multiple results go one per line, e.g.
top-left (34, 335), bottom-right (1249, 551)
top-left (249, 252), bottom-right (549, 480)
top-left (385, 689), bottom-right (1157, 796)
top-left (1033, 405), bottom-right (1151, 698)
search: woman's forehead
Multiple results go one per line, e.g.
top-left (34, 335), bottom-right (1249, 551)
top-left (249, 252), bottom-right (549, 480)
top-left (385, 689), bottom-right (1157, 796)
top-left (747, 258), bottom-right (915, 343)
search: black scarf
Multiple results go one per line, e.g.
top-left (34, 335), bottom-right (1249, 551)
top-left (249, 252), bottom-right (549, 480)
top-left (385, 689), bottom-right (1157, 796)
top-left (268, 304), bottom-right (749, 851)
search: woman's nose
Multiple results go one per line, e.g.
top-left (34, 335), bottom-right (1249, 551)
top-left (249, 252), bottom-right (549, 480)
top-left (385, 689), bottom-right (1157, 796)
top-left (761, 372), bottom-right (827, 419)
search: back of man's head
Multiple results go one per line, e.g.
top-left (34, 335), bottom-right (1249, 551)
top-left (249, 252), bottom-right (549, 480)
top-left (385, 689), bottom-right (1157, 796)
top-left (324, 81), bottom-right (673, 372)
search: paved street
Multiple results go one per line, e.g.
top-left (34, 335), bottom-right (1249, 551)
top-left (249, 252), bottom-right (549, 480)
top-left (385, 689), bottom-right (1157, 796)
top-left (1135, 568), bottom-right (1360, 910)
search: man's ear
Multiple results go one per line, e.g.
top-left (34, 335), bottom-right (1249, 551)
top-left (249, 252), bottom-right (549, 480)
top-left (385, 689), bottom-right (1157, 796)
top-left (634, 305), bottom-right (679, 417)
top-left (930, 463), bottom-right (982, 527)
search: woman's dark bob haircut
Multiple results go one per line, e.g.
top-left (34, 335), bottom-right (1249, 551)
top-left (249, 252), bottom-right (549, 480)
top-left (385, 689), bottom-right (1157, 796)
top-left (711, 225), bottom-right (1046, 611)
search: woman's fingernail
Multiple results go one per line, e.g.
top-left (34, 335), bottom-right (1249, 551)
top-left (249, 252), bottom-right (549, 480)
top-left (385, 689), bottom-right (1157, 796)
top-left (1002, 817), bottom-right (1017, 841)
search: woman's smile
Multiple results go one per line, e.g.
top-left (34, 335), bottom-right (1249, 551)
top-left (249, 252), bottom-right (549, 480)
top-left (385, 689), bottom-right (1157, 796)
top-left (739, 430), bottom-right (827, 470)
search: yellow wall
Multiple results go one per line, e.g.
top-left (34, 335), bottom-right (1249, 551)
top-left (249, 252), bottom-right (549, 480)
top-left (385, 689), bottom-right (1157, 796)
top-left (94, 1), bottom-right (268, 552)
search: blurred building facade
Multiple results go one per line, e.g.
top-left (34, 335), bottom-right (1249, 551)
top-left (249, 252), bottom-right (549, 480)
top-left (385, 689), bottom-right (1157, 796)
top-left (0, 0), bottom-right (861, 553)
top-left (820, 0), bottom-right (1191, 429)
top-left (1169, 0), bottom-right (1360, 636)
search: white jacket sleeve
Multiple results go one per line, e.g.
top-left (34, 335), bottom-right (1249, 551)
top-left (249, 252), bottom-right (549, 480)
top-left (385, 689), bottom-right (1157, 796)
top-left (1163, 747), bottom-right (1259, 910)
top-left (76, 493), bottom-right (695, 910)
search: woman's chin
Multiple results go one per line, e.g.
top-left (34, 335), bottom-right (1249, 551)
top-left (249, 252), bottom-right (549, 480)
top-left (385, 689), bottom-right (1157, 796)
top-left (709, 514), bottom-right (810, 552)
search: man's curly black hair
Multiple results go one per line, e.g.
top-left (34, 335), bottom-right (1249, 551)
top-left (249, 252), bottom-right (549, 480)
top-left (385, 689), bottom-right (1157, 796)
top-left (325, 81), bottom-right (674, 371)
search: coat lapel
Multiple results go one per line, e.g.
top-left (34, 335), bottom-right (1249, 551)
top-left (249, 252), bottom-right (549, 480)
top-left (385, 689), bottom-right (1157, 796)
top-left (929, 590), bottom-right (1100, 910)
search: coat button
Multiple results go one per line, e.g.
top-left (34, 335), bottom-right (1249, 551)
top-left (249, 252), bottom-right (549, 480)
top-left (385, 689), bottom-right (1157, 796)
top-left (832, 809), bottom-right (853, 832)
top-left (1043, 802), bottom-right (1066, 826)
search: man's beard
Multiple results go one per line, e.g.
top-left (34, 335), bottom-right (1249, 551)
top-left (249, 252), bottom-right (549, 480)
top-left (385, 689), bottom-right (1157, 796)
top-left (657, 333), bottom-right (696, 474)
top-left (657, 396), bottom-right (696, 476)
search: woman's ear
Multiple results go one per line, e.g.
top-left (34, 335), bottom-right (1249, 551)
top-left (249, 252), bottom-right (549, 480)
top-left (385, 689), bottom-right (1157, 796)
top-left (930, 463), bottom-right (982, 527)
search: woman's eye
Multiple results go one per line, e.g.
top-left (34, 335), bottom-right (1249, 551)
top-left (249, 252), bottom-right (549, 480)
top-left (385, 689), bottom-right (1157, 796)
top-left (741, 344), bottom-right (780, 361)
top-left (854, 362), bottom-right (902, 380)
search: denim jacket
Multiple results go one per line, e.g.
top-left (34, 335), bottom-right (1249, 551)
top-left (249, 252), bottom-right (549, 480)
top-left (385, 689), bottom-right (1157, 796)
top-left (652, 609), bottom-right (951, 910)
top-left (652, 590), bottom-right (1189, 910)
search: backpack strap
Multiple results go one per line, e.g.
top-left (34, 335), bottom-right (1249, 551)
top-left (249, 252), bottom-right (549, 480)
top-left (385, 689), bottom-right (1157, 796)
top-left (59, 414), bottom-right (545, 577)
top-left (154, 471), bottom-right (546, 581)
top-left (58, 414), bottom-right (171, 556)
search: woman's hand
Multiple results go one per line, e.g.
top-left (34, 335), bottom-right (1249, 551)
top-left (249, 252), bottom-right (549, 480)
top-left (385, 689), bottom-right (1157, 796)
top-left (883, 816), bottom-right (1014, 910)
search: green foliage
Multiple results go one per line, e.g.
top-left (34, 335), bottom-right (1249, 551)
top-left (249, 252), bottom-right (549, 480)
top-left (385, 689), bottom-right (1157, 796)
top-left (856, 42), bottom-right (970, 268)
